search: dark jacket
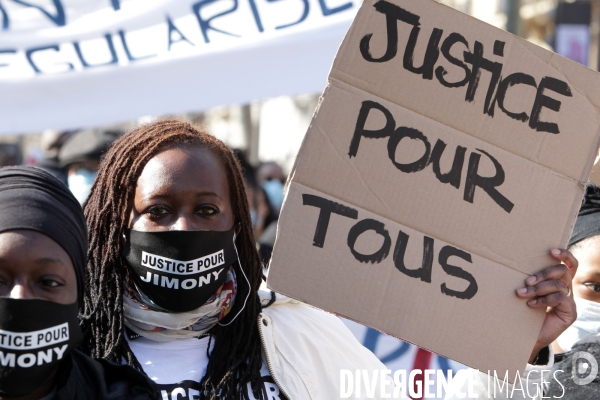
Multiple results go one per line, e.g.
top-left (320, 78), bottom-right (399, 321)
top-left (546, 341), bottom-right (600, 400)
top-left (52, 350), bottom-right (158, 399)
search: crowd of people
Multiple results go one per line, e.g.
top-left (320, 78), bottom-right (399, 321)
top-left (0, 118), bottom-right (595, 399)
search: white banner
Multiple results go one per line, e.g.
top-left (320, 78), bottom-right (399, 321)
top-left (0, 0), bottom-right (358, 134)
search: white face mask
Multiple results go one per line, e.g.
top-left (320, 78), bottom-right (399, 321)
top-left (557, 297), bottom-right (600, 351)
top-left (67, 168), bottom-right (96, 204)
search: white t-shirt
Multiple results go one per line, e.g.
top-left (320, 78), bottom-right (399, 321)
top-left (127, 334), bottom-right (287, 400)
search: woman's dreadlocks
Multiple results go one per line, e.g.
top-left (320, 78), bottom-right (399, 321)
top-left (80, 118), bottom-right (264, 399)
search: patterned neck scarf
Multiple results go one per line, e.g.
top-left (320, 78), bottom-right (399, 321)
top-left (123, 266), bottom-right (237, 341)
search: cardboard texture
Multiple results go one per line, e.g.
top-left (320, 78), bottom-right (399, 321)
top-left (267, 0), bottom-right (600, 377)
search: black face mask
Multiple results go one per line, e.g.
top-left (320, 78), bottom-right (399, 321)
top-left (123, 227), bottom-right (238, 313)
top-left (0, 298), bottom-right (82, 397)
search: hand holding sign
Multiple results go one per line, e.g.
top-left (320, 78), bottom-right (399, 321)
top-left (516, 249), bottom-right (578, 363)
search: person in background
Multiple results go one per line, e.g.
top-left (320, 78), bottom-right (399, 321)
top-left (256, 161), bottom-right (286, 216)
top-left (554, 183), bottom-right (600, 353)
top-left (37, 130), bottom-right (77, 185)
top-left (254, 186), bottom-right (277, 266)
top-left (59, 129), bottom-right (121, 204)
top-left (0, 166), bottom-right (157, 400)
top-left (545, 183), bottom-right (600, 398)
top-left (233, 151), bottom-right (277, 262)
top-left (254, 161), bottom-right (285, 265)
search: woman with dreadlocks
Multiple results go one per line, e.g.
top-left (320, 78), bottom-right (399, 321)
top-left (80, 119), bottom-right (392, 400)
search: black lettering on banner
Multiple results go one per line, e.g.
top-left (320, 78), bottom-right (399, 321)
top-left (529, 77), bottom-right (573, 134)
top-left (435, 33), bottom-right (471, 88)
top-left (248, 0), bottom-right (264, 33)
top-left (348, 101), bottom-right (395, 158)
top-left (403, 27), bottom-right (443, 80)
top-left (464, 149), bottom-right (514, 213)
top-left (192, 0), bottom-right (240, 43)
top-left (387, 127), bottom-right (431, 173)
top-left (495, 73), bottom-right (537, 122)
top-left (359, 0), bottom-right (420, 63)
top-left (439, 245), bottom-right (478, 299)
top-left (427, 139), bottom-right (466, 189)
top-left (25, 45), bottom-right (74, 74)
top-left (269, 0), bottom-right (309, 30)
top-left (393, 231), bottom-right (434, 282)
top-left (0, 4), bottom-right (8, 30)
top-left (318, 0), bottom-right (353, 16)
top-left (167, 16), bottom-right (194, 50)
top-left (11, 0), bottom-right (65, 27)
top-left (347, 219), bottom-right (392, 264)
top-left (302, 194), bottom-right (358, 248)
top-left (0, 49), bottom-right (16, 68)
top-left (73, 34), bottom-right (118, 68)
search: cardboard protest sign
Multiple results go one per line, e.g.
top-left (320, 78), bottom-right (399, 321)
top-left (267, 0), bottom-right (600, 377)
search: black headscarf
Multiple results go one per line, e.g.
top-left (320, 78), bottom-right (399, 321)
top-left (569, 182), bottom-right (600, 248)
top-left (0, 166), bottom-right (87, 304)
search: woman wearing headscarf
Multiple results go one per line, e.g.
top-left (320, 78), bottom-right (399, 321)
top-left (545, 183), bottom-right (600, 398)
top-left (81, 119), bottom-right (576, 400)
top-left (0, 166), bottom-right (157, 400)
